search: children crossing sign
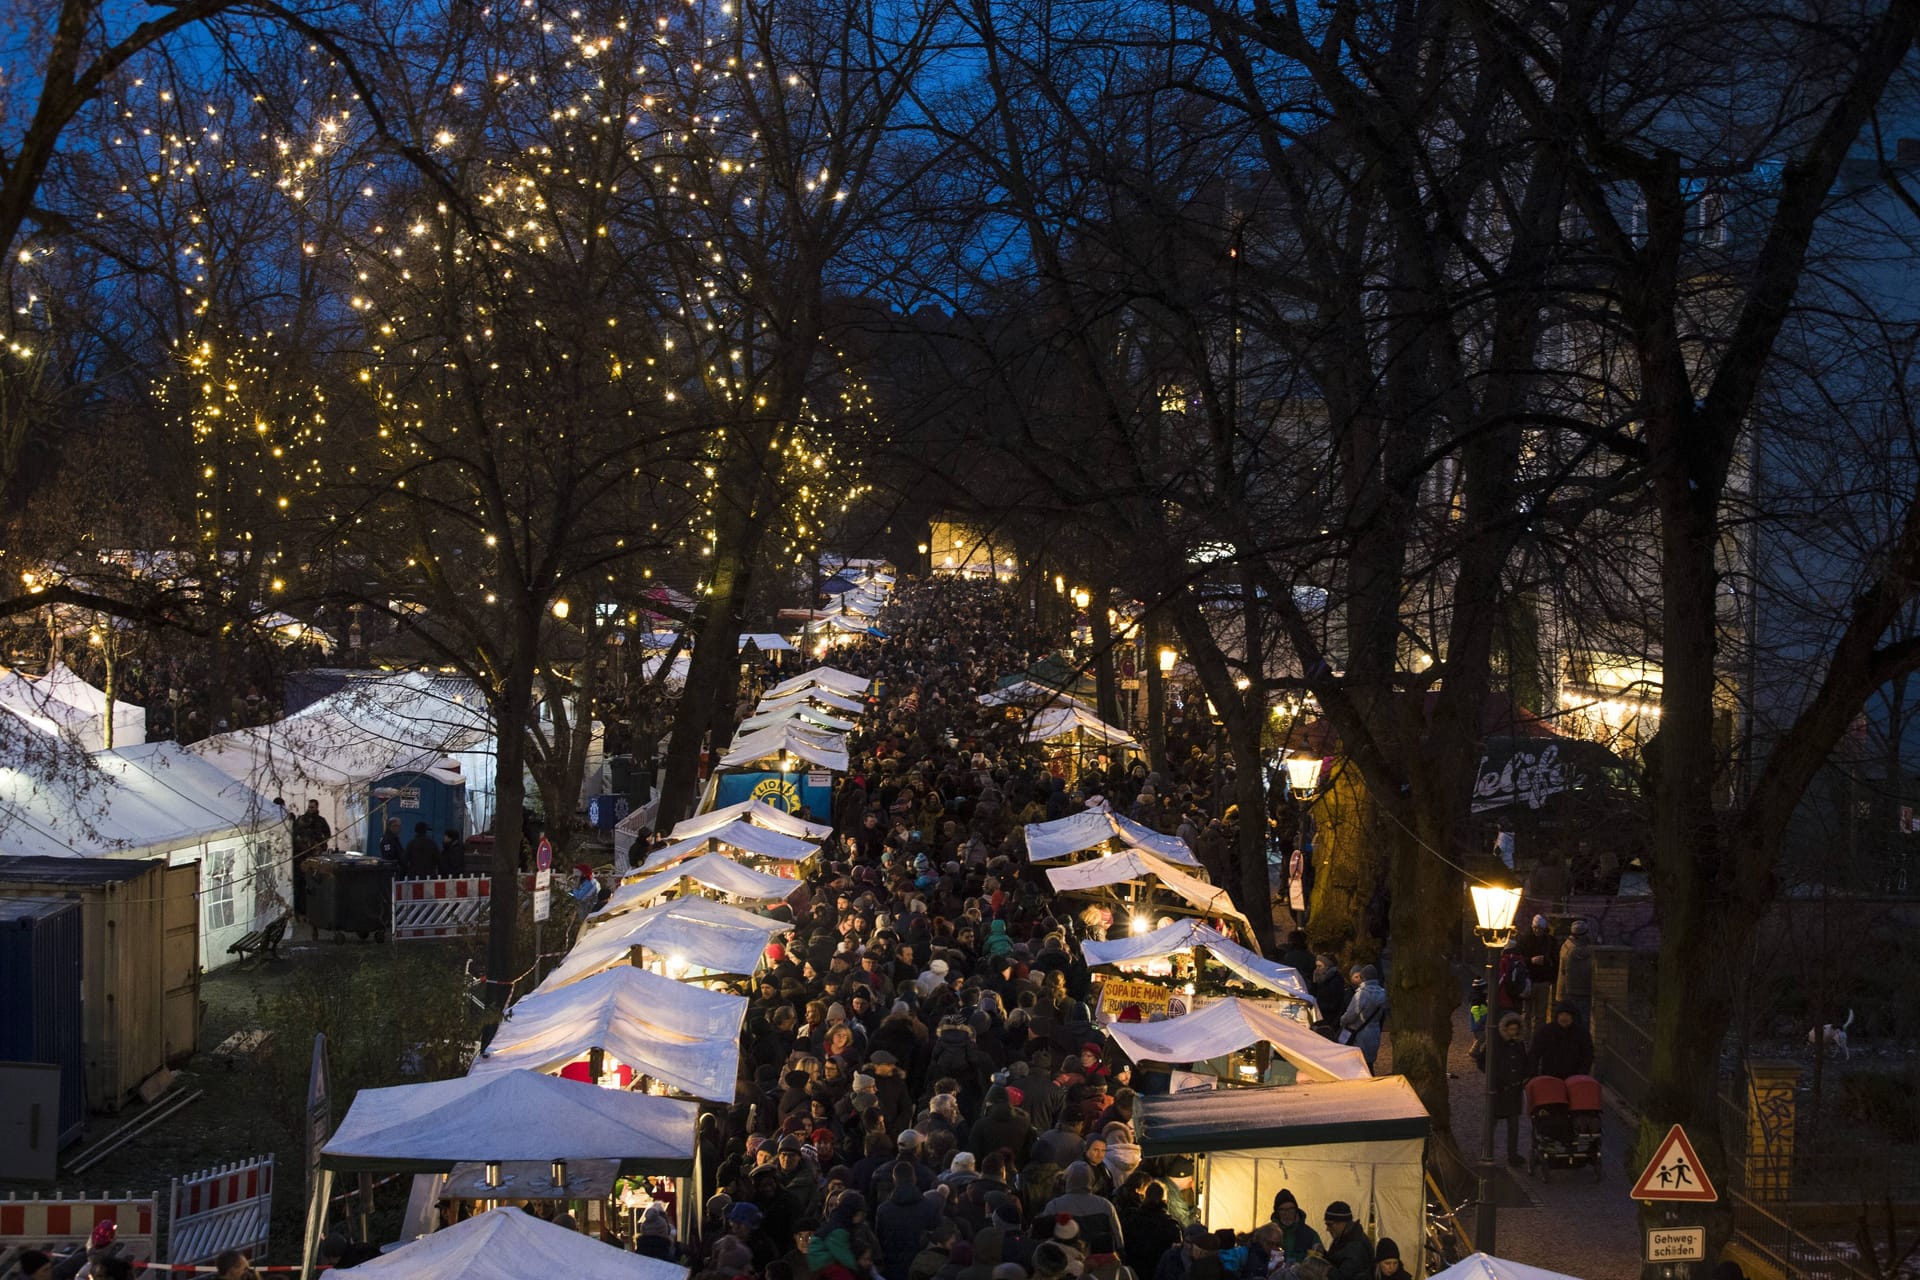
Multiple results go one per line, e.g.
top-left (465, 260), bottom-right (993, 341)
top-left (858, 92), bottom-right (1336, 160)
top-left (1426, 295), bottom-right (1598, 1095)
top-left (1630, 1124), bottom-right (1719, 1202)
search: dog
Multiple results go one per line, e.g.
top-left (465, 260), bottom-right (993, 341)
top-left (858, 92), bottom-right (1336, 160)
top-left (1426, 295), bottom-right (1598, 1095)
top-left (1808, 1009), bottom-right (1854, 1060)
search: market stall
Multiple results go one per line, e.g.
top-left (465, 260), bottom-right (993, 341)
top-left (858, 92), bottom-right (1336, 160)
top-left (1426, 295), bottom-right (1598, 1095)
top-left (336, 1206), bottom-right (687, 1280)
top-left (1102, 997), bottom-right (1370, 1085)
top-left (1024, 705), bottom-right (1141, 783)
top-left (305, 1071), bottom-right (698, 1278)
top-left (1136, 1078), bottom-right (1429, 1270)
top-left (597, 852), bottom-right (797, 916)
top-left (1429, 1258), bottom-right (1584, 1280)
top-left (473, 965), bottom-right (745, 1101)
top-left (1045, 848), bottom-right (1244, 931)
top-left (707, 722), bottom-right (849, 818)
top-left (1081, 918), bottom-right (1315, 1021)
top-left (635, 820), bottom-right (821, 875)
top-left (1023, 810), bottom-right (1203, 868)
top-left (977, 681), bottom-right (1096, 713)
top-left (737, 704), bottom-right (858, 735)
top-left (766, 665), bottom-right (871, 698)
top-left (547, 894), bottom-right (790, 988)
top-left (753, 686), bottom-right (867, 717)
top-left (670, 799), bottom-right (833, 842)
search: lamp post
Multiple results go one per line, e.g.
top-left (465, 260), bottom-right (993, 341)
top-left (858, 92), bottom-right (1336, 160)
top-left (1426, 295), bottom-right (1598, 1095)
top-left (917, 542), bottom-right (929, 576)
top-left (1149, 641), bottom-right (1174, 772)
top-left (1283, 753), bottom-right (1323, 801)
top-left (1469, 882), bottom-right (1524, 1256)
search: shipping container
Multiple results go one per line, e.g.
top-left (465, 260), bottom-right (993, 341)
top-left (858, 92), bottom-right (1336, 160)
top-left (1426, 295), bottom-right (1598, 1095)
top-left (0, 897), bottom-right (86, 1146)
top-left (0, 857), bottom-right (201, 1111)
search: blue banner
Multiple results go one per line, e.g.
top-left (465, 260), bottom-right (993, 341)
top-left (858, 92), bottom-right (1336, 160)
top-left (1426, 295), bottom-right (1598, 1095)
top-left (713, 769), bottom-right (835, 823)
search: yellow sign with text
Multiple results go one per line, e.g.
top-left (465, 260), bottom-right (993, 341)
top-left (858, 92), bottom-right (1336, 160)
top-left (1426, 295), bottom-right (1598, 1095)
top-left (1095, 978), bottom-right (1190, 1024)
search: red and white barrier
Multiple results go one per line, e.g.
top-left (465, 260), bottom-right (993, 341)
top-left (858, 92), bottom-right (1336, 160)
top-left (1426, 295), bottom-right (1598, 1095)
top-left (391, 875), bottom-right (492, 940)
top-left (166, 1155), bottom-right (273, 1266)
top-left (0, 1191), bottom-right (158, 1273)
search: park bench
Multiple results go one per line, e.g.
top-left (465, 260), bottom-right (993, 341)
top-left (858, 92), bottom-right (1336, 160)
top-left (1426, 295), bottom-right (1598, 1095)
top-left (226, 915), bottom-right (288, 965)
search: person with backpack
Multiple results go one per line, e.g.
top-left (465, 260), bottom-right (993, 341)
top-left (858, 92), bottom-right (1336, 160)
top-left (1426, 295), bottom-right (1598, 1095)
top-left (1338, 966), bottom-right (1388, 1071)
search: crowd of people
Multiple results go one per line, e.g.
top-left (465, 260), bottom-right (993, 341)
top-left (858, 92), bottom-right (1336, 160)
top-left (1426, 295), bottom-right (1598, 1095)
top-left (612, 579), bottom-right (1407, 1280)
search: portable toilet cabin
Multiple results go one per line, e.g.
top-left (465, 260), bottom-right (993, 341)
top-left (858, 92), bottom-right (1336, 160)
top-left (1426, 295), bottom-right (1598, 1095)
top-left (365, 760), bottom-right (467, 855)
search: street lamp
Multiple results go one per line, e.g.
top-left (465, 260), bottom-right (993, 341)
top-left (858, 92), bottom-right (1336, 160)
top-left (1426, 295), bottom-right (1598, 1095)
top-left (1283, 753), bottom-right (1323, 800)
top-left (1158, 647), bottom-right (1178, 674)
top-left (1072, 587), bottom-right (1091, 609)
top-left (1469, 881), bottom-right (1524, 1255)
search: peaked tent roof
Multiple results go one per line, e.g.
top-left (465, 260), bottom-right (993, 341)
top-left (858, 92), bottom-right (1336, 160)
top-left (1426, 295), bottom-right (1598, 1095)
top-left (755, 687), bottom-right (866, 716)
top-left (1082, 919), bottom-right (1311, 1001)
top-left (1102, 997), bottom-right (1367, 1081)
top-left (1024, 810), bottom-right (1202, 867)
top-left (11, 662), bottom-right (146, 748)
top-left (1045, 849), bottom-right (1246, 923)
top-left (639, 819), bottom-right (820, 872)
top-left (720, 722), bottom-right (850, 772)
top-left (1427, 1257), bottom-right (1586, 1280)
top-left (738, 633), bottom-right (796, 651)
top-left (475, 966), bottom-right (745, 1100)
top-left (0, 739), bottom-right (274, 860)
top-left (1026, 705), bottom-right (1140, 748)
top-left (335, 1207), bottom-right (688, 1280)
top-left (599, 852), bottom-right (796, 916)
top-left (978, 681), bottom-right (1095, 713)
top-left (671, 800), bottom-right (832, 842)
top-left (547, 894), bottom-right (789, 988)
top-left (738, 705), bottom-right (857, 735)
top-left (768, 666), bottom-right (870, 697)
top-left (321, 1070), bottom-right (698, 1173)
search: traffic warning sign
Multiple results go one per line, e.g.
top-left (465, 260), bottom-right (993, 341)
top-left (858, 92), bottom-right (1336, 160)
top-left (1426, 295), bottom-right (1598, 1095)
top-left (1630, 1124), bottom-right (1719, 1202)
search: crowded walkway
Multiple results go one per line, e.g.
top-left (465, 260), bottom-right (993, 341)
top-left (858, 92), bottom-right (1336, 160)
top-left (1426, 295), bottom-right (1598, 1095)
top-left (640, 578), bottom-right (1410, 1280)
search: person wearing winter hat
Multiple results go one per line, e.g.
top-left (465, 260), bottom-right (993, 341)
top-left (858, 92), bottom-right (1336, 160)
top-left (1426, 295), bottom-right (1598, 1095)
top-left (1043, 1161), bottom-right (1124, 1249)
top-left (942, 1150), bottom-right (981, 1191)
top-left (1266, 1189), bottom-right (1321, 1262)
top-left (711, 1234), bottom-right (756, 1277)
top-left (1373, 1237), bottom-right (1404, 1278)
top-left (635, 1205), bottom-right (682, 1262)
top-left (991, 1265), bottom-right (1028, 1280)
top-left (1319, 1201), bottom-right (1374, 1280)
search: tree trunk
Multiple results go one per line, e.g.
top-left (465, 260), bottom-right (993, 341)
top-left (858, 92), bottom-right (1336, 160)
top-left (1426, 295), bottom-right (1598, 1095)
top-left (1383, 811), bottom-right (1460, 1129)
top-left (486, 606), bottom-right (540, 1008)
top-left (1091, 585), bottom-right (1119, 727)
top-left (1228, 731), bottom-right (1276, 953)
top-left (1306, 768), bottom-right (1382, 957)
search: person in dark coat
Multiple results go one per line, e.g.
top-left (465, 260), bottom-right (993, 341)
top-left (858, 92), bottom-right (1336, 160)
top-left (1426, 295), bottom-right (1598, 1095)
top-left (1310, 955), bottom-right (1348, 1027)
top-left (1119, 1178), bottom-right (1182, 1280)
top-left (404, 822), bottom-right (439, 876)
top-left (877, 1162), bottom-right (945, 1280)
top-left (1473, 1012), bottom-right (1530, 1165)
top-left (966, 1086), bottom-right (1033, 1167)
top-left (1530, 1001), bottom-right (1596, 1079)
top-left (377, 817), bottom-right (404, 863)
top-left (436, 828), bottom-right (466, 875)
top-left (1319, 1202), bottom-right (1373, 1280)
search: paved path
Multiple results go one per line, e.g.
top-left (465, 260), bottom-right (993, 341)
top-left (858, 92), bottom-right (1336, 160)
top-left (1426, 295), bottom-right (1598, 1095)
top-left (1383, 996), bottom-right (1646, 1278)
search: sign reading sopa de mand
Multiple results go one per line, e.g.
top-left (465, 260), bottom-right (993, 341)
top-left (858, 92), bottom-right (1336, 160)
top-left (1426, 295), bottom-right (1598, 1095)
top-left (1646, 1227), bottom-right (1706, 1262)
top-left (1094, 977), bottom-right (1191, 1024)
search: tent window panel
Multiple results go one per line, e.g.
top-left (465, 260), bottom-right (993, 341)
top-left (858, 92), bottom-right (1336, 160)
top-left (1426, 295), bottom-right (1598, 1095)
top-left (205, 847), bottom-right (237, 931)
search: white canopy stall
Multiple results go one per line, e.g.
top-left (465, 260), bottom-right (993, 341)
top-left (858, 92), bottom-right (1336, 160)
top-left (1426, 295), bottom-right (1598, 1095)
top-left (1136, 1078), bottom-right (1429, 1267)
top-left (1046, 849), bottom-right (1243, 926)
top-left (738, 704), bottom-right (857, 735)
top-left (978, 682), bottom-right (1095, 713)
top-left (1103, 997), bottom-right (1370, 1083)
top-left (737, 633), bottom-right (797, 652)
top-left (718, 723), bottom-right (851, 773)
top-left (474, 966), bottom-right (745, 1100)
top-left (336, 1207), bottom-right (687, 1280)
top-left (0, 662), bottom-right (146, 750)
top-left (1025, 705), bottom-right (1139, 747)
top-left (766, 666), bottom-right (870, 698)
top-left (1082, 919), bottom-right (1314, 1009)
top-left (636, 820), bottom-right (821, 874)
top-left (546, 895), bottom-right (790, 988)
top-left (1429, 1257), bottom-right (1585, 1280)
top-left (1024, 810), bottom-right (1202, 868)
top-left (671, 800), bottom-right (832, 842)
top-left (597, 852), bottom-right (797, 917)
top-left (754, 687), bottom-right (866, 716)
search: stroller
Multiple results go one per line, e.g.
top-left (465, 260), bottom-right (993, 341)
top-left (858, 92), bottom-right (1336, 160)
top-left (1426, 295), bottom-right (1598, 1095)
top-left (1525, 1074), bottom-right (1604, 1180)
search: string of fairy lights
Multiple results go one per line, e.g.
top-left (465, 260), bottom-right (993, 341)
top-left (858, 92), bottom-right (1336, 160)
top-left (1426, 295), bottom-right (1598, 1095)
top-left (3, 0), bottom-right (885, 618)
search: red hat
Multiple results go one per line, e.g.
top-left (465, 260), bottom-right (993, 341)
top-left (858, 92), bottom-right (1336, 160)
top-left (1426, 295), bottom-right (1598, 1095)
top-left (811, 1127), bottom-right (835, 1144)
top-left (1082, 1042), bottom-right (1105, 1056)
top-left (1005, 1085), bottom-right (1025, 1107)
top-left (766, 943), bottom-right (787, 962)
top-left (89, 1221), bottom-right (118, 1249)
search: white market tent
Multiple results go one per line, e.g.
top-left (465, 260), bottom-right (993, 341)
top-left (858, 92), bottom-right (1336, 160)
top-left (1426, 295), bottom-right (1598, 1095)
top-left (640, 652), bottom-right (693, 689)
top-left (979, 681), bottom-right (1095, 713)
top-left (0, 739), bottom-right (283, 970)
top-left (7, 662), bottom-right (146, 750)
top-left (336, 1207), bottom-right (687, 1280)
top-left (475, 966), bottom-right (746, 1101)
top-left (1136, 1078), bottom-right (1428, 1257)
top-left (598, 852), bottom-right (796, 916)
top-left (1025, 810), bottom-right (1203, 868)
top-left (767, 666), bottom-right (870, 698)
top-left (756, 687), bottom-right (866, 716)
top-left (547, 894), bottom-right (790, 988)
top-left (1428, 1257), bottom-right (1585, 1280)
top-left (321, 1071), bottom-right (699, 1174)
top-left (1102, 997), bottom-right (1369, 1082)
top-left (638, 819), bottom-right (821, 873)
top-left (1026, 705), bottom-right (1140, 748)
top-left (738, 704), bottom-right (857, 735)
top-left (1047, 849), bottom-right (1247, 925)
top-left (191, 671), bottom-right (496, 842)
top-left (720, 722), bottom-right (850, 772)
top-left (1083, 919), bottom-right (1312, 1003)
top-left (738, 633), bottom-right (796, 652)
top-left (672, 799), bottom-right (832, 842)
